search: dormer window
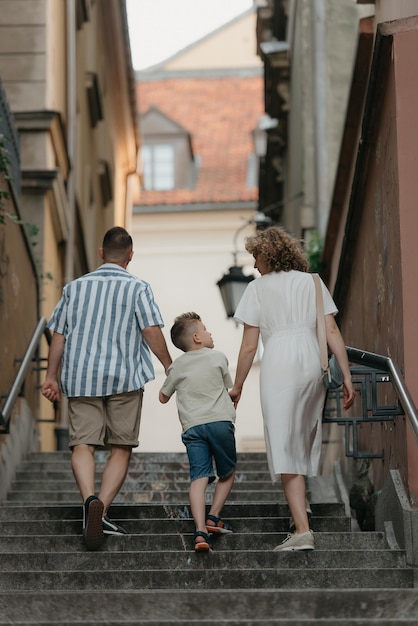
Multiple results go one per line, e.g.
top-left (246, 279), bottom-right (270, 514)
top-left (140, 107), bottom-right (195, 191)
top-left (142, 144), bottom-right (174, 191)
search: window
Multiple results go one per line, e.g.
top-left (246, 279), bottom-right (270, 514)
top-left (142, 144), bottom-right (175, 191)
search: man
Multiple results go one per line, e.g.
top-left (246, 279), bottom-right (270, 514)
top-left (41, 227), bottom-right (172, 550)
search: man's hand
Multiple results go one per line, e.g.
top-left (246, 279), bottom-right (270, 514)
top-left (41, 331), bottom-right (65, 403)
top-left (41, 379), bottom-right (61, 403)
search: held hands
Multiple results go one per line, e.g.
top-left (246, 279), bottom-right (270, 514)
top-left (229, 387), bottom-right (241, 409)
top-left (41, 379), bottom-right (61, 403)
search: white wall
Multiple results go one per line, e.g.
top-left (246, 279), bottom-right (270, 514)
top-left (130, 209), bottom-right (265, 452)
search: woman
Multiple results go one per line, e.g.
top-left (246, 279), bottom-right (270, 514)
top-left (229, 226), bottom-right (355, 551)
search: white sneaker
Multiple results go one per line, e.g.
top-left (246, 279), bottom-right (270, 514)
top-left (274, 530), bottom-right (315, 551)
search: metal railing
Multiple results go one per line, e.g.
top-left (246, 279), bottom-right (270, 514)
top-left (0, 317), bottom-right (51, 433)
top-left (323, 346), bottom-right (418, 459)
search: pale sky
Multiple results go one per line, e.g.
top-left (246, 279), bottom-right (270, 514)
top-left (126, 0), bottom-right (254, 70)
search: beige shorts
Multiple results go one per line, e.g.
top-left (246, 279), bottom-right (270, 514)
top-left (68, 390), bottom-right (143, 448)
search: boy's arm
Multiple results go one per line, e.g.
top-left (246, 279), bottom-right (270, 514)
top-left (159, 390), bottom-right (170, 404)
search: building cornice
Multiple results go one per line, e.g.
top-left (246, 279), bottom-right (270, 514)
top-left (133, 201), bottom-right (257, 215)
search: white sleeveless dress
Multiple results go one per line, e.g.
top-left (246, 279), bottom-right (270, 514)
top-left (234, 270), bottom-right (337, 480)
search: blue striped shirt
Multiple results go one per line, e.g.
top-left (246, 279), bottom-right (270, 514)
top-left (47, 263), bottom-right (164, 397)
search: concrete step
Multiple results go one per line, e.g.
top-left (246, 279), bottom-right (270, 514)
top-left (0, 532), bottom-right (390, 552)
top-left (22, 451), bottom-right (268, 462)
top-left (0, 549), bottom-right (407, 571)
top-left (0, 567), bottom-right (412, 591)
top-left (0, 450), bottom-right (414, 624)
top-left (17, 459), bottom-right (272, 472)
top-left (0, 501), bottom-right (346, 517)
top-left (6, 489), bottom-right (296, 503)
top-left (1, 589), bottom-right (418, 624)
top-left (0, 516), bottom-right (351, 535)
top-left (9, 479), bottom-right (283, 492)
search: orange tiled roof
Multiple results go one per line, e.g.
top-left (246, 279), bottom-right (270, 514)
top-left (137, 75), bottom-right (264, 206)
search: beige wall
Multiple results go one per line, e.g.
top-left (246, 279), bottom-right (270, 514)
top-left (0, 0), bottom-right (138, 451)
top-left (162, 12), bottom-right (261, 71)
top-left (284, 0), bottom-right (375, 237)
top-left (131, 208), bottom-right (265, 453)
top-left (375, 0), bottom-right (418, 24)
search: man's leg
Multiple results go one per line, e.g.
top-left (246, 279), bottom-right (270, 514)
top-left (71, 443), bottom-right (104, 550)
top-left (98, 444), bottom-right (132, 515)
top-left (71, 443), bottom-right (97, 501)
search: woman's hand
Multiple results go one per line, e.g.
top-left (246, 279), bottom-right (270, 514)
top-left (343, 379), bottom-right (356, 410)
top-left (229, 387), bottom-right (242, 409)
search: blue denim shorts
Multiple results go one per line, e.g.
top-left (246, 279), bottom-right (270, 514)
top-left (181, 421), bottom-right (237, 483)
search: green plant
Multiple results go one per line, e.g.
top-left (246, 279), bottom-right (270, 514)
top-left (305, 230), bottom-right (323, 273)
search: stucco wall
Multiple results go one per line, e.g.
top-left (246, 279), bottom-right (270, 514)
top-left (343, 24), bottom-right (418, 497)
top-left (0, 183), bottom-right (40, 419)
top-left (130, 209), bottom-right (265, 453)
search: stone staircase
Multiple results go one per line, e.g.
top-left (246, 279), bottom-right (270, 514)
top-left (0, 450), bottom-right (416, 624)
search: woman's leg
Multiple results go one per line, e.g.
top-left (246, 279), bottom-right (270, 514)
top-left (281, 473), bottom-right (310, 534)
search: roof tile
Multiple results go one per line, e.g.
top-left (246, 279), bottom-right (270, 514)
top-left (137, 76), bottom-right (264, 206)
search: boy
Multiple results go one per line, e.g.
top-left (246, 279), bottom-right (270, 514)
top-left (159, 312), bottom-right (236, 552)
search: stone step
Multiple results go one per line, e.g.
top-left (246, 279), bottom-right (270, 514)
top-left (1, 589), bottom-right (417, 624)
top-left (0, 532), bottom-right (390, 552)
top-left (16, 467), bottom-right (274, 478)
top-left (1, 450), bottom-right (413, 624)
top-left (0, 549), bottom-right (407, 571)
top-left (23, 451), bottom-right (268, 462)
top-left (6, 489), bottom-right (294, 503)
top-left (16, 459), bottom-right (272, 472)
top-left (0, 566), bottom-right (412, 591)
top-left (0, 516), bottom-right (351, 535)
top-left (0, 502), bottom-right (345, 519)
top-left (9, 479), bottom-right (283, 492)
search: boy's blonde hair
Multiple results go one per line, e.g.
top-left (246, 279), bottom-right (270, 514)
top-left (170, 312), bottom-right (201, 352)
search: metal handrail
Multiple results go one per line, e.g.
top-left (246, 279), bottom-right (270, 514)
top-left (0, 317), bottom-right (48, 431)
top-left (346, 346), bottom-right (418, 443)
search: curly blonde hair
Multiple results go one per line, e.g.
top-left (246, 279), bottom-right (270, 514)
top-left (245, 226), bottom-right (310, 273)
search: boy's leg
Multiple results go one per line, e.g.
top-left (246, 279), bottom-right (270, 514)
top-left (208, 470), bottom-right (236, 519)
top-left (206, 421), bottom-right (237, 526)
top-left (189, 476), bottom-right (210, 532)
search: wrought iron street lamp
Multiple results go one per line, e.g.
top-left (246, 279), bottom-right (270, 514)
top-left (217, 212), bottom-right (272, 318)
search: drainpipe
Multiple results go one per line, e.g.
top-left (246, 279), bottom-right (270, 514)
top-left (311, 0), bottom-right (328, 239)
top-left (55, 0), bottom-right (76, 450)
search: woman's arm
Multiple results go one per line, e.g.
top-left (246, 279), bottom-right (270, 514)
top-left (229, 323), bottom-right (260, 408)
top-left (325, 314), bottom-right (355, 410)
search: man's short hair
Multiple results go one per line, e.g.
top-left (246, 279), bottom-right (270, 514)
top-left (102, 227), bottom-right (132, 260)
